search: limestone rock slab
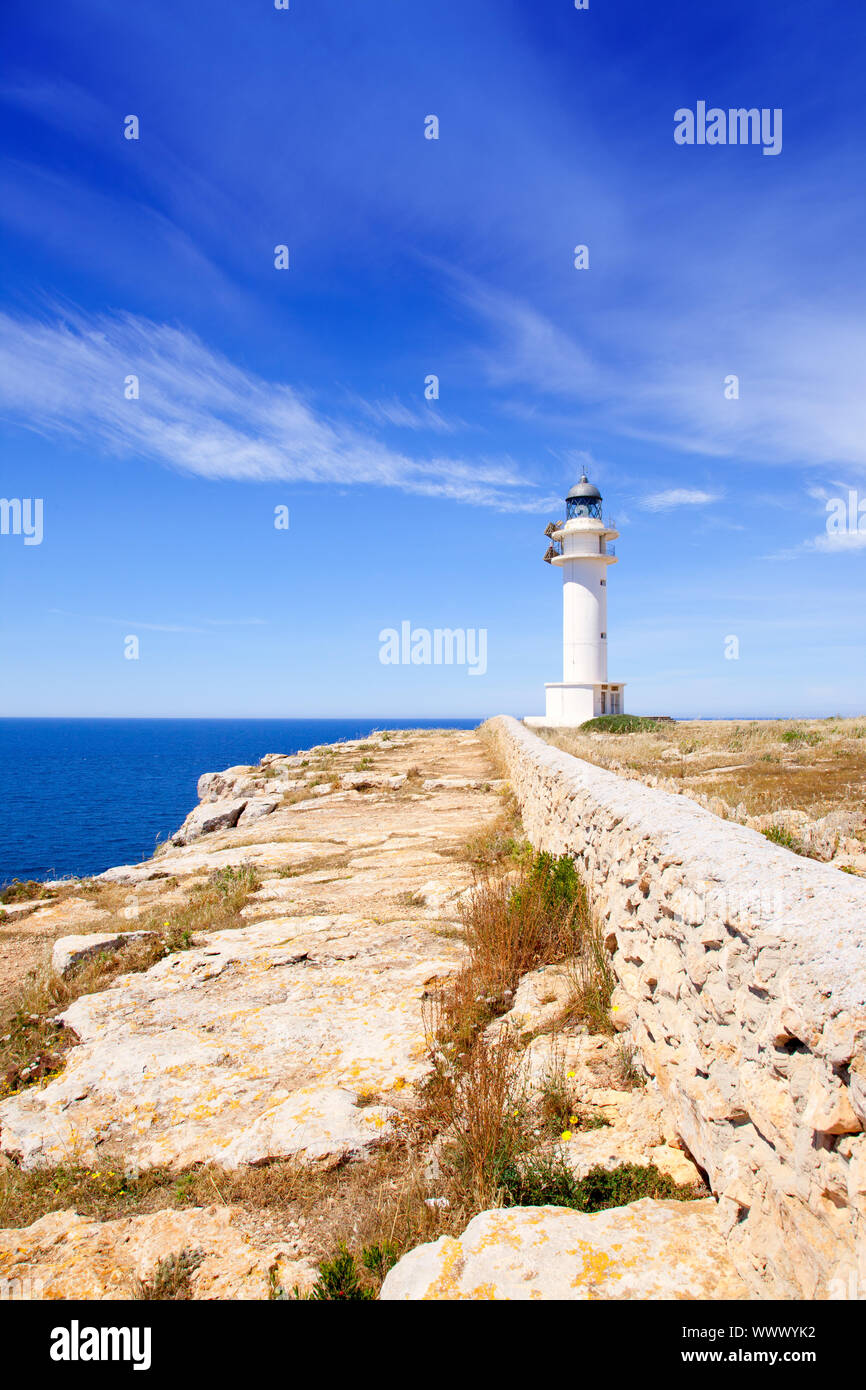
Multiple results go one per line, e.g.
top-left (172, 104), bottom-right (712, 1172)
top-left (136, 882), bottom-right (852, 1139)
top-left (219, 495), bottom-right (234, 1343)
top-left (0, 914), bottom-right (460, 1171)
top-left (0, 1205), bottom-right (313, 1300)
top-left (380, 1198), bottom-right (750, 1300)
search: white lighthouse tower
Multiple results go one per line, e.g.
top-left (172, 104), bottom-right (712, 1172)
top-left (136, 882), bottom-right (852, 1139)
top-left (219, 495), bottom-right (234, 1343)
top-left (526, 473), bottom-right (625, 728)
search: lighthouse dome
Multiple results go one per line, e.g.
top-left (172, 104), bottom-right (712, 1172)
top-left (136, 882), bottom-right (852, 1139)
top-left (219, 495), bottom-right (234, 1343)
top-left (565, 473), bottom-right (602, 519)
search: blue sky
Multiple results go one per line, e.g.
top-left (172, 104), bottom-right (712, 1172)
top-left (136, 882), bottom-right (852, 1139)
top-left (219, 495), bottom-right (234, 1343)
top-left (1, 0), bottom-right (864, 717)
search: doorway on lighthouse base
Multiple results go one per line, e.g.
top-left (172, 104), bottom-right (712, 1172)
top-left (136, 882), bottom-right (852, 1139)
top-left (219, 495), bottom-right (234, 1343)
top-left (599, 685), bottom-right (624, 716)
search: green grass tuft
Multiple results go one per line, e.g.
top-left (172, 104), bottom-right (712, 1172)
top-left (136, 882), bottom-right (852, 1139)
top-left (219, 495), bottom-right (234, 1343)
top-left (761, 824), bottom-right (811, 857)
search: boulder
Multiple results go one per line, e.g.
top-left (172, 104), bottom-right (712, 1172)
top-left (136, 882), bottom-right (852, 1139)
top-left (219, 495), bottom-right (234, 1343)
top-left (340, 773), bottom-right (392, 790)
top-left (380, 1198), bottom-right (750, 1300)
top-left (220, 1085), bottom-right (395, 1167)
top-left (236, 797), bottom-right (279, 827)
top-left (196, 768), bottom-right (252, 803)
top-left (488, 964), bottom-right (572, 1038)
top-left (171, 798), bottom-right (248, 846)
top-left (51, 931), bottom-right (158, 977)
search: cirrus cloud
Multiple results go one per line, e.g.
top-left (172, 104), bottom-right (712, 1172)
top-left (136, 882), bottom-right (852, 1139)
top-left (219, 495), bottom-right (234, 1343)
top-left (0, 306), bottom-right (544, 512)
top-left (640, 488), bottom-right (722, 512)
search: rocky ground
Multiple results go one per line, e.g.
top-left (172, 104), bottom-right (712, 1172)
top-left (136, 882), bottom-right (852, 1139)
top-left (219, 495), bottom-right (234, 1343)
top-left (0, 726), bottom-right (748, 1300)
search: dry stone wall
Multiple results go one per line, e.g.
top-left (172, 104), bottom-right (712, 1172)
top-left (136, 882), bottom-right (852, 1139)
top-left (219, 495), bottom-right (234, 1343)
top-left (491, 716), bottom-right (866, 1299)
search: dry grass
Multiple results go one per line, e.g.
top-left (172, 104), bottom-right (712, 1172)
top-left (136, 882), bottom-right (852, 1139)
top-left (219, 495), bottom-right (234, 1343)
top-left (461, 818), bottom-right (532, 872)
top-left (465, 861), bottom-right (587, 991)
top-left (539, 716), bottom-right (866, 824)
top-left (562, 922), bottom-right (617, 1035)
top-left (0, 1160), bottom-right (187, 1228)
top-left (423, 1031), bottom-right (528, 1209)
top-left (132, 1248), bottom-right (204, 1300)
top-left (110, 863), bottom-right (260, 942)
top-left (428, 853), bottom-right (591, 1051)
top-left (277, 851), bottom-right (352, 879)
top-left (537, 1048), bottom-right (610, 1137)
top-left (287, 1146), bottom-right (471, 1270)
top-left (614, 1039), bottom-right (646, 1089)
top-left (418, 851), bottom-right (614, 1211)
top-left (0, 1142), bottom-right (473, 1301)
top-left (476, 720), bottom-right (512, 781)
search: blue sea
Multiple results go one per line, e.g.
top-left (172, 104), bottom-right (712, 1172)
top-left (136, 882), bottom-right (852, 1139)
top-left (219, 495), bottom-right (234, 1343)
top-left (0, 718), bottom-right (478, 885)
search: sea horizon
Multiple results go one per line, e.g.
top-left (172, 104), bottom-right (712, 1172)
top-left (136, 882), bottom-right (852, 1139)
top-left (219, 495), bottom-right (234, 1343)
top-left (2, 711), bottom-right (854, 885)
top-left (0, 716), bottom-right (479, 884)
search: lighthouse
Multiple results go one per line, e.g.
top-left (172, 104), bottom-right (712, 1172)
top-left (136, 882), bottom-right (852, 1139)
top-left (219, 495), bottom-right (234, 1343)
top-left (526, 473), bottom-right (625, 728)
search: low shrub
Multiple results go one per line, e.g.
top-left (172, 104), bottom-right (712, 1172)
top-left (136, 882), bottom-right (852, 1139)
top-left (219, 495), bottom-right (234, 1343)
top-left (780, 728), bottom-right (822, 745)
top-left (579, 715), bottom-right (664, 734)
top-left (274, 1241), bottom-right (397, 1300)
top-left (499, 1157), bottom-right (700, 1212)
top-left (0, 879), bottom-right (54, 905)
top-left (460, 851), bottom-right (588, 1003)
top-left (134, 1248), bottom-right (204, 1300)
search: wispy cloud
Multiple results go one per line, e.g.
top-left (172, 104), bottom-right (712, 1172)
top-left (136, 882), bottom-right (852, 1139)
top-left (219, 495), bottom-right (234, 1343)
top-left (48, 608), bottom-right (205, 633)
top-left (461, 276), bottom-right (866, 476)
top-left (767, 530), bottom-right (866, 560)
top-left (48, 609), bottom-right (273, 632)
top-left (811, 531), bottom-right (866, 551)
top-left (459, 278), bottom-right (606, 400)
top-left (357, 397), bottom-right (459, 435)
top-left (0, 307), bottom-right (544, 511)
top-left (203, 617), bottom-right (268, 627)
top-left (640, 488), bottom-right (721, 511)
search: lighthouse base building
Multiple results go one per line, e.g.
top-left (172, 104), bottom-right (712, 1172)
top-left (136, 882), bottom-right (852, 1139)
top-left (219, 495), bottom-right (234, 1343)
top-left (526, 473), bottom-right (625, 729)
top-left (528, 678), bottom-right (625, 730)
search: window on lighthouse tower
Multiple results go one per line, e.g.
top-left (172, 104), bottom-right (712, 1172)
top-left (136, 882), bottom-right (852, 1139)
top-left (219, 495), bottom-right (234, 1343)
top-left (565, 473), bottom-right (603, 520)
top-left (566, 495), bottom-right (602, 520)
